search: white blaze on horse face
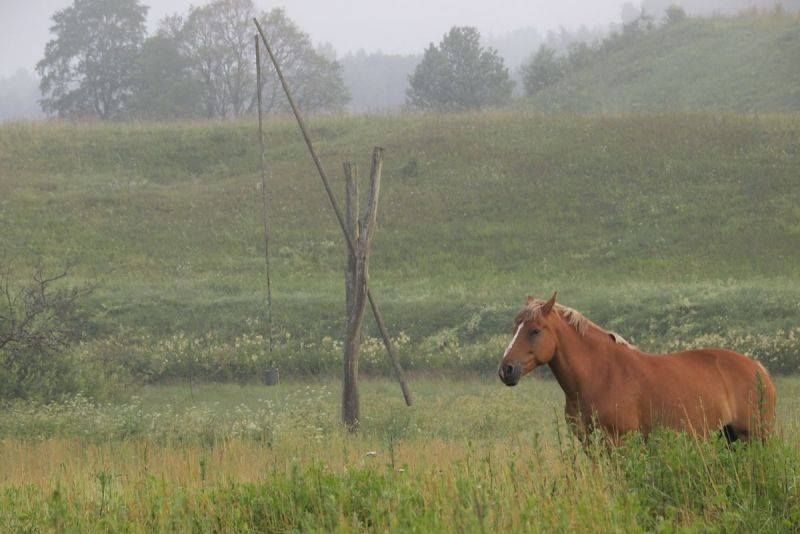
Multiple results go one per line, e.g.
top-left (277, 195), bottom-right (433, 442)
top-left (504, 323), bottom-right (525, 359)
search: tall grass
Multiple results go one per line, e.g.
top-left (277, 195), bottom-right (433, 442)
top-left (1, 379), bottom-right (799, 531)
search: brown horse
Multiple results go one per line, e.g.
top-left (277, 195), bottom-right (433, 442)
top-left (498, 293), bottom-right (776, 443)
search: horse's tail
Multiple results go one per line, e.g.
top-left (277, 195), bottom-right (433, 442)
top-left (753, 360), bottom-right (777, 439)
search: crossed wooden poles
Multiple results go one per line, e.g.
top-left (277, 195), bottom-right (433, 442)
top-left (253, 20), bottom-right (413, 425)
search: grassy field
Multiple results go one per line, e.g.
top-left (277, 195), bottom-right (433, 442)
top-left (1, 111), bottom-right (800, 529)
top-left (1, 378), bottom-right (800, 531)
top-left (1, 112), bottom-right (799, 385)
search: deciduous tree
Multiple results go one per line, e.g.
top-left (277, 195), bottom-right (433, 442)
top-left (131, 25), bottom-right (202, 119)
top-left (176, 1), bottom-right (348, 117)
top-left (521, 45), bottom-right (565, 96)
top-left (406, 27), bottom-right (514, 112)
top-left (0, 268), bottom-right (92, 400)
top-left (37, 0), bottom-right (148, 119)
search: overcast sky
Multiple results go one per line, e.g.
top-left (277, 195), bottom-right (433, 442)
top-left (0, 0), bottom-right (627, 78)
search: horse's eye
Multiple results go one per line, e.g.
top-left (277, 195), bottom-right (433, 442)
top-left (529, 328), bottom-right (540, 337)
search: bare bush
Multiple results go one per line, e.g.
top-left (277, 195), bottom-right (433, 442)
top-left (0, 267), bottom-right (93, 400)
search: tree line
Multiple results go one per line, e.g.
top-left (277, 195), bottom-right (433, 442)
top-left (42, 0), bottom-right (595, 119)
top-left (36, 0), bottom-right (523, 118)
top-left (35, 0), bottom-right (540, 118)
top-left (33, 0), bottom-right (785, 120)
top-left (520, 4), bottom-right (690, 98)
top-left (36, 0), bottom-right (349, 119)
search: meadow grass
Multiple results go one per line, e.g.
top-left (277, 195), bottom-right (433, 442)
top-left (1, 112), bottom-right (799, 383)
top-left (1, 378), bottom-right (800, 531)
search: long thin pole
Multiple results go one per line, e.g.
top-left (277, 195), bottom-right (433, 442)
top-left (255, 34), bottom-right (273, 352)
top-left (254, 19), bottom-right (412, 406)
top-left (254, 20), bottom-right (351, 256)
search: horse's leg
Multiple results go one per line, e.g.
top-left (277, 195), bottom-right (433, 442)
top-left (565, 400), bottom-right (590, 446)
top-left (721, 424), bottom-right (739, 443)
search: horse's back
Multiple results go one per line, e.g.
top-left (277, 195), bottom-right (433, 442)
top-left (704, 348), bottom-right (776, 437)
top-left (671, 348), bottom-right (773, 401)
top-left (636, 349), bottom-right (775, 436)
top-left (652, 347), bottom-right (767, 385)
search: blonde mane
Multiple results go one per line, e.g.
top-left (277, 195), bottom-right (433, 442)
top-left (515, 299), bottom-right (634, 348)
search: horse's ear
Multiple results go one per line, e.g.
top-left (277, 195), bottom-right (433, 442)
top-left (541, 292), bottom-right (557, 315)
top-left (526, 295), bottom-right (536, 304)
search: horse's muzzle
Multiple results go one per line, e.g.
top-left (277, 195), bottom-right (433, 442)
top-left (499, 363), bottom-right (521, 386)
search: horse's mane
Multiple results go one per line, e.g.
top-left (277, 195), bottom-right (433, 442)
top-left (515, 299), bottom-right (634, 348)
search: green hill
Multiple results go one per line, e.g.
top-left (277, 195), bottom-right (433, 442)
top-left (526, 13), bottom-right (800, 113)
top-left (1, 113), bottom-right (799, 379)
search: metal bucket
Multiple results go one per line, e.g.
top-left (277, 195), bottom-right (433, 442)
top-left (263, 368), bottom-right (279, 386)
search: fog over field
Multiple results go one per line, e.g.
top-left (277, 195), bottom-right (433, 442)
top-left (2, 0), bottom-right (800, 529)
top-left (1, 0), bottom-right (628, 77)
top-left (1, 0), bottom-right (795, 119)
top-left (1, 0), bottom-right (768, 78)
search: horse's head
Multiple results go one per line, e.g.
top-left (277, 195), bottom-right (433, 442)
top-left (498, 292), bottom-right (559, 386)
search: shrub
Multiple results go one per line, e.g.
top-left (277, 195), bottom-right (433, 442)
top-left (0, 268), bottom-right (93, 401)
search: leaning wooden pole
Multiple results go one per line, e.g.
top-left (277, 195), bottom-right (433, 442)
top-left (254, 19), bottom-right (412, 407)
top-left (255, 35), bottom-right (274, 352)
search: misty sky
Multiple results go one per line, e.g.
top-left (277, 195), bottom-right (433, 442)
top-left (0, 0), bottom-right (627, 78)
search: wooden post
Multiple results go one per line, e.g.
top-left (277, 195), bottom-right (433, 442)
top-left (254, 19), bottom-right (412, 407)
top-left (343, 161), bottom-right (361, 430)
top-left (342, 150), bottom-right (385, 431)
top-left (344, 162), bottom-right (359, 320)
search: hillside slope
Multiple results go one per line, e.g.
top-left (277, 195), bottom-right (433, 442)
top-left (527, 13), bottom-right (800, 113)
top-left (1, 114), bottom-right (799, 372)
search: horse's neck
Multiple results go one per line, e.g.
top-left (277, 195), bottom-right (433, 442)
top-left (548, 320), bottom-right (613, 400)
